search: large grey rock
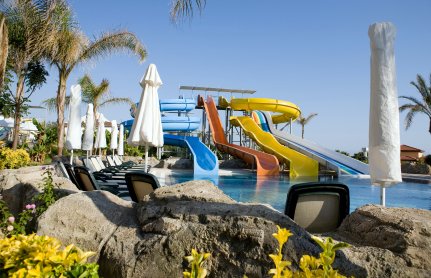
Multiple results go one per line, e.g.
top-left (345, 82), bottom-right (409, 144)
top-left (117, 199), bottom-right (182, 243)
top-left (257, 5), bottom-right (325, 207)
top-left (0, 166), bottom-right (78, 214)
top-left (155, 157), bottom-right (193, 169)
top-left (36, 181), bottom-right (431, 277)
top-left (331, 204), bottom-right (431, 277)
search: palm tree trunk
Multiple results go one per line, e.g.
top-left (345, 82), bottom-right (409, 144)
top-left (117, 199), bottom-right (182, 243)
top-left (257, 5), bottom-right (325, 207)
top-left (0, 16), bottom-right (8, 90)
top-left (56, 72), bottom-right (67, 156)
top-left (12, 74), bottom-right (25, 150)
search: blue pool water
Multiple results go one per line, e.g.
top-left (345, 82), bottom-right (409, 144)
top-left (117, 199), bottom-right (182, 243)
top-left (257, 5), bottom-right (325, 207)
top-left (153, 171), bottom-right (431, 212)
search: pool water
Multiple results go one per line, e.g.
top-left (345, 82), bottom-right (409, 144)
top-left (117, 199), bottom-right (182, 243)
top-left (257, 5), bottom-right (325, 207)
top-left (153, 171), bottom-right (431, 212)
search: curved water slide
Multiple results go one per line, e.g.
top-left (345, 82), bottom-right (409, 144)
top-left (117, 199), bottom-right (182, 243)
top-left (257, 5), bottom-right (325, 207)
top-left (160, 98), bottom-right (218, 177)
top-left (255, 110), bottom-right (369, 176)
top-left (124, 98), bottom-right (218, 177)
top-left (225, 98), bottom-right (319, 178)
top-left (199, 95), bottom-right (279, 176)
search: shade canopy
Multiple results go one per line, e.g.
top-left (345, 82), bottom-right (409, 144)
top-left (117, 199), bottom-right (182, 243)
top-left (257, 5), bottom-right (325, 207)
top-left (118, 124), bottom-right (124, 155)
top-left (368, 22), bottom-right (402, 196)
top-left (127, 63), bottom-right (164, 148)
top-left (82, 103), bottom-right (94, 151)
top-left (20, 121), bottom-right (38, 132)
top-left (110, 120), bottom-right (118, 150)
top-left (94, 114), bottom-right (107, 149)
top-left (65, 85), bottom-right (82, 150)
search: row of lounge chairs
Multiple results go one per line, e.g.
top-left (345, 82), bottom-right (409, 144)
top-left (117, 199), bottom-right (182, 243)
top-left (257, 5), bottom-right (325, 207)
top-left (57, 155), bottom-right (350, 233)
top-left (56, 155), bottom-right (159, 202)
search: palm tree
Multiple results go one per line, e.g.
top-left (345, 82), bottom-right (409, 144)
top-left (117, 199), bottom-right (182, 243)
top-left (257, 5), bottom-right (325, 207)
top-left (46, 4), bottom-right (146, 155)
top-left (399, 74), bottom-right (431, 134)
top-left (2, 0), bottom-right (63, 149)
top-left (296, 113), bottom-right (318, 139)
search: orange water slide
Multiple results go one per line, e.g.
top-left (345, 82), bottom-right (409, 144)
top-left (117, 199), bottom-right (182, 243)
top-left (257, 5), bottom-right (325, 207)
top-left (199, 95), bottom-right (279, 176)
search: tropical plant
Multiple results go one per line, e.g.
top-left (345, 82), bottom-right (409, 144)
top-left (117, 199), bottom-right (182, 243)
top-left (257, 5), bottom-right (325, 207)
top-left (1, 0), bottom-right (62, 149)
top-left (183, 248), bottom-right (210, 278)
top-left (27, 118), bottom-right (57, 162)
top-left (0, 234), bottom-right (99, 277)
top-left (296, 113), bottom-right (318, 139)
top-left (399, 74), bottom-right (431, 135)
top-left (44, 2), bottom-right (146, 156)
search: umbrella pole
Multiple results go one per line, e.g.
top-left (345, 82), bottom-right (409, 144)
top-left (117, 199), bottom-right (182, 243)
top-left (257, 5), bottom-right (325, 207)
top-left (380, 187), bottom-right (386, 207)
top-left (144, 143), bottom-right (149, 172)
top-left (112, 149), bottom-right (114, 159)
top-left (70, 150), bottom-right (73, 165)
top-left (86, 150), bottom-right (89, 160)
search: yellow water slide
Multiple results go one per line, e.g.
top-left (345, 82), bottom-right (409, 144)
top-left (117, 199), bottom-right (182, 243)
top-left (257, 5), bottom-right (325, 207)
top-left (223, 97), bottom-right (319, 178)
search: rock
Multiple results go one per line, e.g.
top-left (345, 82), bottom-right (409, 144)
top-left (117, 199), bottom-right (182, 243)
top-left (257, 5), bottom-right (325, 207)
top-left (154, 157), bottom-right (193, 169)
top-left (331, 204), bottom-right (431, 277)
top-left (37, 181), bottom-right (328, 277)
top-left (401, 162), bottom-right (431, 174)
top-left (36, 181), bottom-right (431, 277)
top-left (0, 165), bottom-right (78, 215)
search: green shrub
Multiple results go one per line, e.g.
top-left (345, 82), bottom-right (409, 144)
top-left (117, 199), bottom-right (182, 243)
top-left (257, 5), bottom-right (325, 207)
top-left (0, 147), bottom-right (31, 169)
top-left (0, 234), bottom-right (99, 277)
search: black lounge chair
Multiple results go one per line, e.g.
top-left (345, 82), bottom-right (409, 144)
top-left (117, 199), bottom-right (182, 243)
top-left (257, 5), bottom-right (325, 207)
top-left (73, 166), bottom-right (127, 196)
top-left (284, 182), bottom-right (350, 233)
top-left (63, 163), bottom-right (81, 190)
top-left (124, 171), bottom-right (160, 202)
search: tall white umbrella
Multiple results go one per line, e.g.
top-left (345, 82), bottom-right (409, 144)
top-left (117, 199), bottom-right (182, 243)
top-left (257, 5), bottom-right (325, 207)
top-left (110, 120), bottom-right (118, 158)
top-left (65, 85), bottom-right (82, 164)
top-left (127, 64), bottom-right (164, 171)
top-left (82, 103), bottom-right (94, 159)
top-left (368, 22), bottom-right (402, 206)
top-left (118, 124), bottom-right (124, 156)
top-left (94, 114), bottom-right (107, 156)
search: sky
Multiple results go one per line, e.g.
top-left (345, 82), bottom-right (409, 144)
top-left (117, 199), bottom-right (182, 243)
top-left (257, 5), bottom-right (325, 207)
top-left (26, 0), bottom-right (431, 154)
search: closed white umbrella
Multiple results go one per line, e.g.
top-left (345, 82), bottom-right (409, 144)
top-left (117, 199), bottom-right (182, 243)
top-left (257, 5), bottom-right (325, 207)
top-left (118, 124), bottom-right (124, 156)
top-left (65, 85), bottom-right (82, 164)
top-left (368, 22), bottom-right (402, 206)
top-left (127, 64), bottom-right (164, 171)
top-left (94, 114), bottom-right (107, 156)
top-left (110, 120), bottom-right (118, 158)
top-left (82, 103), bottom-right (94, 159)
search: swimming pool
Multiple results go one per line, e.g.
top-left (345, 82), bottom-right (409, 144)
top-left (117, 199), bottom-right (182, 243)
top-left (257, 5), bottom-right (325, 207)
top-left (152, 170), bottom-right (431, 212)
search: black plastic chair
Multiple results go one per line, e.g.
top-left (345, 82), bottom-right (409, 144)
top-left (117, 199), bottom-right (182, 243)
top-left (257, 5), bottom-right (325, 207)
top-left (284, 182), bottom-right (350, 233)
top-left (124, 171), bottom-right (160, 202)
top-left (73, 166), bottom-right (127, 196)
top-left (63, 163), bottom-right (82, 190)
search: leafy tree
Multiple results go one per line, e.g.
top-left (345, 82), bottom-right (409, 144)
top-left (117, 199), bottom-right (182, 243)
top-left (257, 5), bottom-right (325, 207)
top-left (296, 113), bottom-right (318, 139)
top-left (352, 151), bottom-right (368, 163)
top-left (1, 0), bottom-right (61, 149)
top-left (399, 74), bottom-right (431, 135)
top-left (0, 13), bottom-right (8, 89)
top-left (45, 2), bottom-right (146, 156)
top-left (335, 150), bottom-right (350, 156)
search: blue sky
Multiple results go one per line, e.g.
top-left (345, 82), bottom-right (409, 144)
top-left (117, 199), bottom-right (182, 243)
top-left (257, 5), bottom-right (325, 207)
top-left (27, 0), bottom-right (431, 154)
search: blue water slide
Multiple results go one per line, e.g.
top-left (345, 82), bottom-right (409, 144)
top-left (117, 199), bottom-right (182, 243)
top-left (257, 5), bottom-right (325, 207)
top-left (256, 111), bottom-right (369, 176)
top-left (164, 134), bottom-right (218, 177)
top-left (123, 98), bottom-right (219, 177)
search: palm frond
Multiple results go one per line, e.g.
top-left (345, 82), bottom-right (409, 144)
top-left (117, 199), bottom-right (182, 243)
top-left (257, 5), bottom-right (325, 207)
top-left (99, 97), bottom-right (134, 108)
top-left (399, 96), bottom-right (431, 117)
top-left (42, 95), bottom-right (70, 112)
top-left (77, 31), bottom-right (146, 67)
top-left (170, 0), bottom-right (206, 22)
top-left (404, 107), bottom-right (421, 130)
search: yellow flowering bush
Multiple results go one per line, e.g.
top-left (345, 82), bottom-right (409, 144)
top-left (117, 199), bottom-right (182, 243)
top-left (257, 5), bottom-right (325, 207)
top-left (0, 148), bottom-right (31, 170)
top-left (0, 234), bottom-right (99, 277)
top-left (185, 226), bottom-right (351, 278)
